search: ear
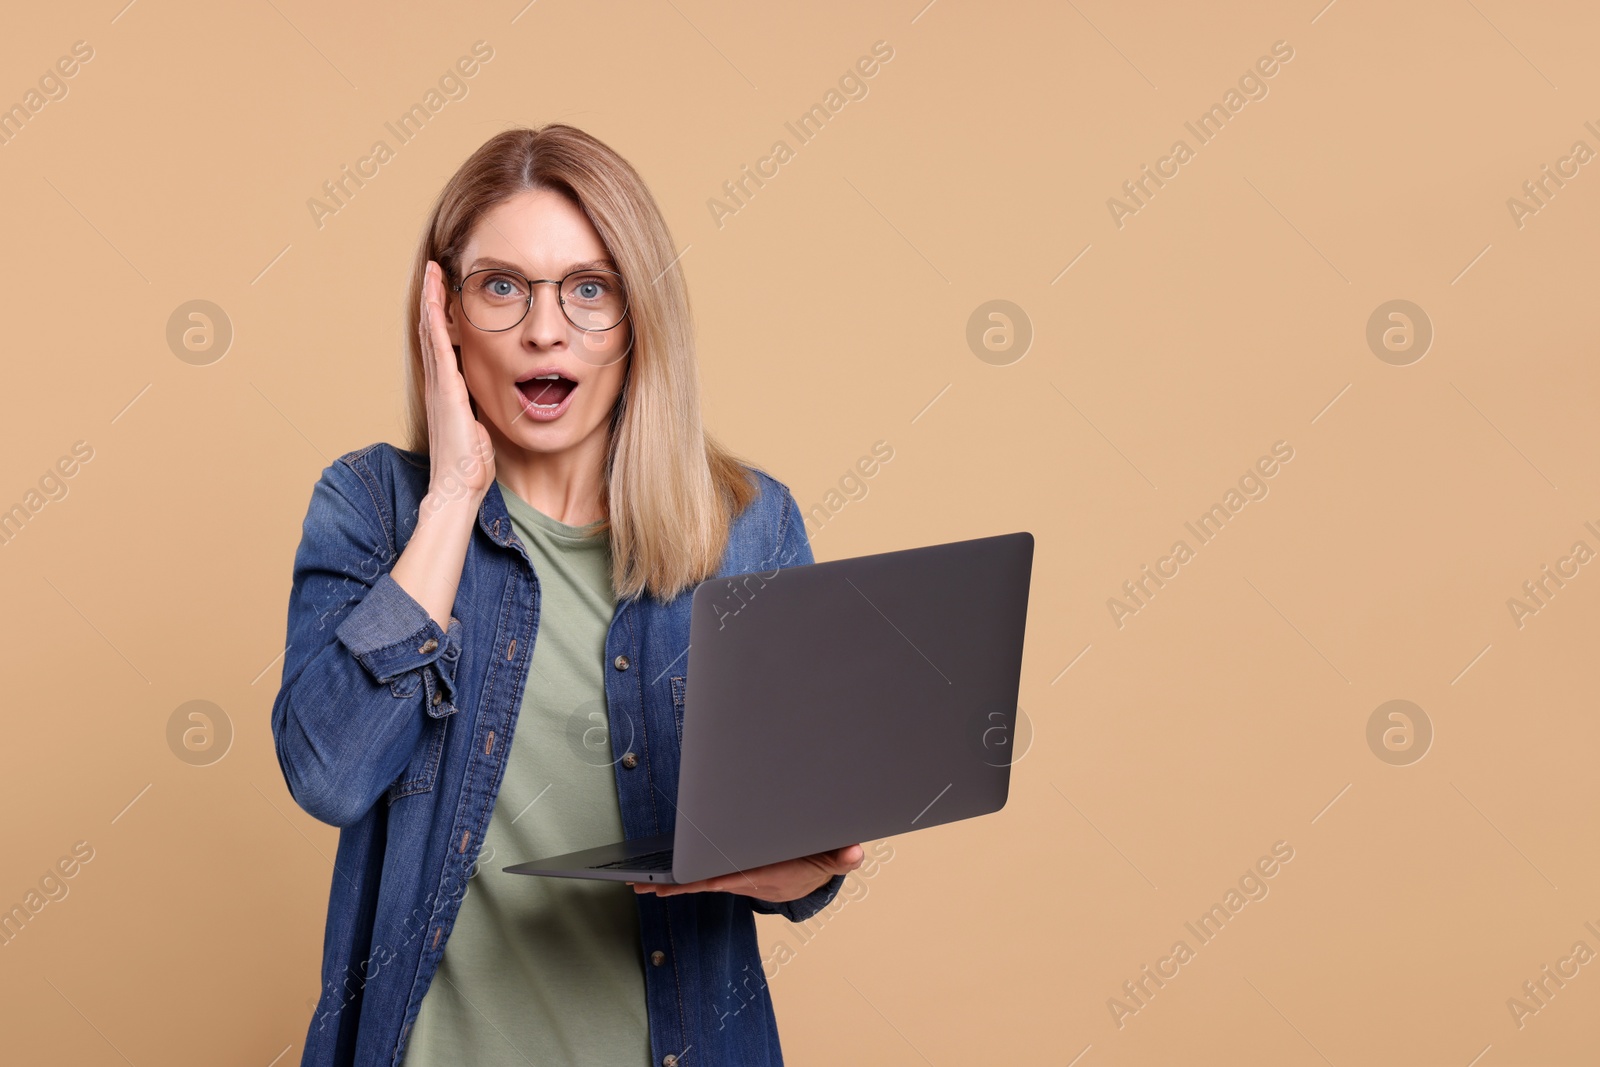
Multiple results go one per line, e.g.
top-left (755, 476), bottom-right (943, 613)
top-left (443, 292), bottom-right (463, 347)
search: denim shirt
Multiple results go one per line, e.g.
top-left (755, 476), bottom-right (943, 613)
top-left (270, 441), bottom-right (845, 1067)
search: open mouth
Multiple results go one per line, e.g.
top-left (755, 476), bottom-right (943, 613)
top-left (516, 372), bottom-right (578, 409)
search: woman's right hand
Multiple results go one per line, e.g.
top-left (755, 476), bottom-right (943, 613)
top-left (388, 261), bottom-right (490, 630)
top-left (418, 260), bottom-right (496, 508)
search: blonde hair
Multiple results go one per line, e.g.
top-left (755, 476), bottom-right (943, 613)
top-left (402, 124), bottom-right (758, 602)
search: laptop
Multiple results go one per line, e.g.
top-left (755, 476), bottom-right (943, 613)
top-left (502, 530), bottom-right (1034, 885)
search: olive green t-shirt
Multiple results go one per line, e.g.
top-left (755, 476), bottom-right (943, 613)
top-left (401, 481), bottom-right (650, 1066)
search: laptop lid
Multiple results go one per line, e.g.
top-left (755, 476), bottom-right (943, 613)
top-left (669, 530), bottom-right (1034, 883)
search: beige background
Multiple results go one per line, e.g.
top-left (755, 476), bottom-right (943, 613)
top-left (2, 0), bottom-right (1598, 1063)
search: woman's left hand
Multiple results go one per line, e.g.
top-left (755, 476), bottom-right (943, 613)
top-left (631, 844), bottom-right (864, 903)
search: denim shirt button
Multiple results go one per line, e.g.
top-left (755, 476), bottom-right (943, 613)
top-left (621, 752), bottom-right (638, 769)
top-left (650, 949), bottom-right (665, 966)
top-left (663, 1056), bottom-right (679, 1067)
top-left (418, 637), bottom-right (438, 654)
top-left (613, 654), bottom-right (630, 671)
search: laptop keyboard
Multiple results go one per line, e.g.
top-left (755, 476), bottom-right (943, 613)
top-left (591, 848), bottom-right (675, 872)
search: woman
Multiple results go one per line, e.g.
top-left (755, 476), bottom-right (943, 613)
top-left (271, 124), bottom-right (863, 1067)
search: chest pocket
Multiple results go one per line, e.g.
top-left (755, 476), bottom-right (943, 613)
top-left (671, 676), bottom-right (686, 744)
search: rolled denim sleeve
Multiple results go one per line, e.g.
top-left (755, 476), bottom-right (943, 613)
top-left (335, 570), bottom-right (464, 711)
top-left (271, 455), bottom-right (465, 828)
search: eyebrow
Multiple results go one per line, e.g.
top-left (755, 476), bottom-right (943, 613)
top-left (467, 255), bottom-right (617, 275)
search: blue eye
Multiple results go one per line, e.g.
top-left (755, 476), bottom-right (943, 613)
top-left (472, 272), bottom-right (528, 301)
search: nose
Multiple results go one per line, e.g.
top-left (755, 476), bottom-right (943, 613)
top-left (521, 280), bottom-right (568, 347)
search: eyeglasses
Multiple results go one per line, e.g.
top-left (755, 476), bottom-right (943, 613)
top-left (451, 266), bottom-right (630, 334)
